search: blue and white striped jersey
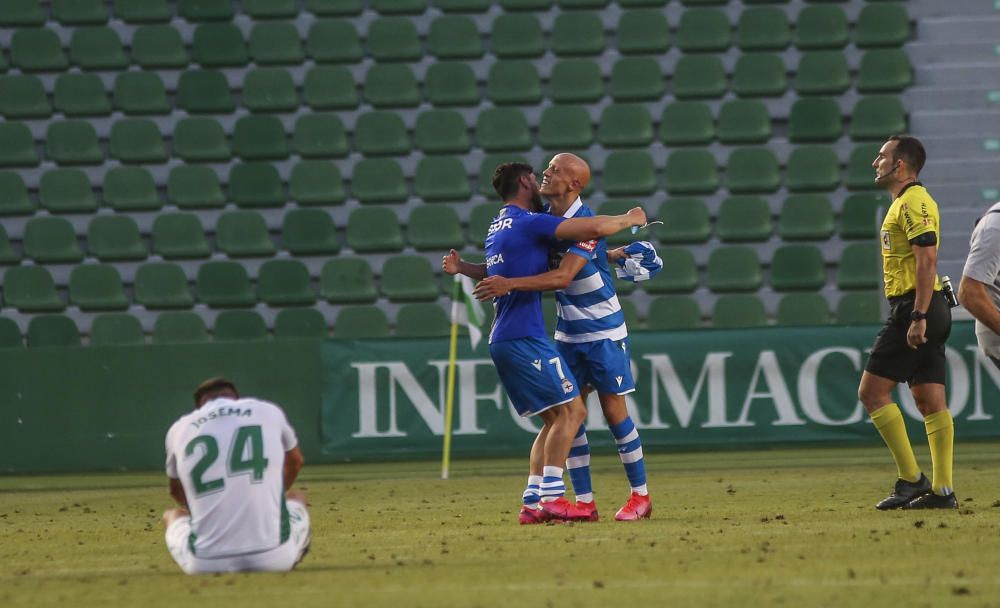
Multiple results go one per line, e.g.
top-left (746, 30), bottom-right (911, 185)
top-left (550, 198), bottom-right (628, 344)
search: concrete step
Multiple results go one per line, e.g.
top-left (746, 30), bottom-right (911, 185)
top-left (914, 17), bottom-right (1000, 42)
top-left (922, 159), bottom-right (1000, 184)
top-left (905, 87), bottom-right (1000, 112)
top-left (916, 136), bottom-right (1000, 160)
top-left (921, 184), bottom-right (1000, 208)
top-left (916, 64), bottom-right (1000, 87)
top-left (907, 42), bottom-right (1000, 66)
top-left (909, 0), bottom-right (1000, 18)
top-left (910, 110), bottom-right (1000, 136)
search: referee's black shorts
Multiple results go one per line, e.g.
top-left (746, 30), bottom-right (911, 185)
top-left (864, 290), bottom-right (952, 386)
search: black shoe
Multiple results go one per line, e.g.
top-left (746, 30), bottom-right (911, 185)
top-left (902, 491), bottom-right (959, 510)
top-left (875, 474), bottom-right (931, 510)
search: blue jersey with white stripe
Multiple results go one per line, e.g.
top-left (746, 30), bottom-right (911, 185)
top-left (550, 199), bottom-right (628, 344)
top-left (484, 204), bottom-right (565, 344)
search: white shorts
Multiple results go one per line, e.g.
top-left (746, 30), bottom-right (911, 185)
top-left (165, 499), bottom-right (311, 574)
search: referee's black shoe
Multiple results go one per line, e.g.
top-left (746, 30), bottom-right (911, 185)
top-left (902, 491), bottom-right (959, 510)
top-left (875, 474), bottom-right (931, 510)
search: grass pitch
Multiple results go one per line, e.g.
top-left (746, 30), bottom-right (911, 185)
top-left (2, 443), bottom-right (1000, 608)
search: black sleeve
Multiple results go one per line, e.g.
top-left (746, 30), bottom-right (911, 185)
top-left (909, 232), bottom-right (937, 247)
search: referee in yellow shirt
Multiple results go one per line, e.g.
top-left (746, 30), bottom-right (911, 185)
top-left (858, 135), bottom-right (957, 510)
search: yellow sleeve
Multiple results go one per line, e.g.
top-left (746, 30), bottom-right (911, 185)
top-left (899, 192), bottom-right (938, 241)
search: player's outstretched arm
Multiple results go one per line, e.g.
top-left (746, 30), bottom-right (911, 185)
top-left (555, 207), bottom-right (646, 241)
top-left (442, 249), bottom-right (486, 280)
top-left (473, 252), bottom-right (588, 300)
top-left (283, 446), bottom-right (304, 491)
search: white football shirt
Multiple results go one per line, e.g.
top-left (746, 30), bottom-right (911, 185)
top-left (165, 397), bottom-right (298, 559)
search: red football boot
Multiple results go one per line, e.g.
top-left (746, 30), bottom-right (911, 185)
top-left (540, 497), bottom-right (597, 522)
top-left (574, 500), bottom-right (600, 522)
top-left (519, 505), bottom-right (549, 525)
top-left (614, 492), bottom-right (652, 521)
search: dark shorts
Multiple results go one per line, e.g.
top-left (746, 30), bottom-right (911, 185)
top-left (864, 290), bottom-right (952, 386)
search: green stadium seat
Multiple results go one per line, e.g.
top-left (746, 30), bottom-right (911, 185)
top-left (355, 111), bottom-right (410, 156)
top-left (306, 20), bottom-right (362, 63)
top-left (717, 100), bottom-right (771, 144)
top-left (677, 8), bottom-right (731, 53)
top-left (102, 166), bottom-right (160, 212)
top-left (382, 255), bottom-right (439, 302)
top-left (599, 104), bottom-right (654, 148)
top-left (249, 22), bottom-right (304, 65)
top-left (396, 303), bottom-right (451, 338)
top-left (488, 60), bottom-right (543, 105)
top-left (289, 161), bottom-right (346, 206)
top-left (192, 23), bottom-right (247, 67)
top-left (27, 316), bottom-right (80, 348)
top-left (364, 64), bottom-right (420, 109)
top-left (840, 193), bottom-right (888, 239)
top-left (177, 70), bottom-right (234, 114)
top-left (786, 146), bottom-right (841, 192)
top-left (11, 29), bottom-right (68, 72)
top-left (54, 73), bottom-right (111, 116)
top-left (679, 0), bottom-right (727, 4)
top-left (3, 266), bottom-right (65, 312)
top-left (213, 311), bottom-right (269, 342)
top-left (794, 6), bottom-right (848, 50)
top-left (717, 196), bottom-right (772, 242)
top-left (736, 7), bottom-right (789, 51)
top-left (796, 52), bottom-right (850, 95)
top-left (779, 195), bottom-right (834, 241)
top-left (367, 18), bottom-right (421, 62)
top-left (596, 200), bottom-right (639, 247)
top-left (53, 0), bottom-right (107, 23)
top-left (243, 0), bottom-right (298, 18)
top-left (672, 55), bottom-right (726, 99)
top-left (724, 148), bottom-right (778, 194)
top-left (233, 116), bottom-right (289, 161)
top-left (415, 110), bottom-right (470, 154)
top-left (538, 105), bottom-right (593, 149)
top-left (732, 53), bottom-right (787, 97)
top-left (257, 260), bottom-right (316, 306)
top-left (110, 118), bottom-right (168, 164)
top-left (0, 51), bottom-right (8, 74)
top-left (492, 14), bottom-right (545, 59)
top-left (87, 215), bottom-right (147, 261)
top-left (131, 25), bottom-right (188, 68)
top-left (643, 246), bottom-right (698, 294)
top-left (656, 198), bottom-right (710, 244)
top-left (478, 154), bottom-right (528, 196)
top-left (610, 57), bottom-right (665, 101)
top-left (549, 59), bottom-right (604, 103)
top-left (229, 162), bottom-right (285, 207)
top-left (788, 98), bottom-right (842, 143)
top-left (837, 292), bottom-right (882, 325)
top-left (776, 293), bottom-right (831, 326)
top-left (274, 308), bottom-right (328, 340)
top-left (850, 96), bottom-right (907, 141)
top-left (500, 0), bottom-right (552, 8)
top-left (425, 63), bottom-right (479, 106)
top-left (243, 68), bottom-right (297, 113)
top-left (552, 12), bottom-right (605, 56)
top-left (216, 211), bottom-right (276, 258)
top-left (114, 0), bottom-right (171, 23)
top-left (179, 0), bottom-right (233, 20)
top-left (321, 258), bottom-right (377, 304)
top-left (770, 244), bottom-right (826, 291)
top-left (47, 121), bottom-right (103, 165)
top-left (0, 225), bottom-right (17, 264)
top-left (557, 0), bottom-right (608, 7)
top-left (112, 71), bottom-right (169, 115)
top-left (197, 261), bottom-right (255, 308)
top-left (371, 0), bottom-right (427, 14)
top-left (708, 246), bottom-right (762, 292)
top-left (292, 114), bottom-right (348, 159)
top-left (334, 306), bottom-right (390, 339)
top-left (712, 294), bottom-right (767, 328)
top-left (665, 150), bottom-right (718, 195)
top-left (436, 0), bottom-right (491, 11)
top-left (282, 208), bottom-right (340, 255)
top-left (603, 151), bottom-right (657, 196)
top-left (152, 213), bottom-right (211, 259)
top-left (647, 296), bottom-right (701, 330)
top-left (856, 3), bottom-right (909, 48)
top-left (351, 159), bottom-right (408, 204)
top-left (153, 312), bottom-right (209, 344)
top-left (469, 203), bottom-right (498, 247)
top-left (415, 157), bottom-right (471, 202)
top-left (0, 122), bottom-right (38, 167)
top-left (173, 118), bottom-right (229, 162)
top-left (428, 15), bottom-right (483, 59)
top-left (0, 75), bottom-right (51, 119)
top-left (136, 262), bottom-right (195, 308)
top-left (0, 172), bottom-right (34, 215)
top-left (408, 206), bottom-right (464, 250)
top-left (306, 0), bottom-right (362, 15)
top-left (69, 27), bottom-right (127, 70)
top-left (617, 10), bottom-right (670, 54)
top-left (845, 144), bottom-right (882, 190)
top-left (1, 0), bottom-right (45, 26)
top-left (167, 165), bottom-right (226, 209)
top-left (69, 264), bottom-right (129, 311)
top-left (857, 49), bottom-right (913, 93)
top-left (346, 207), bottom-right (404, 253)
top-left (39, 169), bottom-right (97, 213)
top-left (659, 102), bottom-right (715, 145)
top-left (90, 314), bottom-right (145, 347)
top-left (303, 66), bottom-right (358, 110)
top-left (837, 243), bottom-right (881, 290)
top-left (477, 108), bottom-right (531, 152)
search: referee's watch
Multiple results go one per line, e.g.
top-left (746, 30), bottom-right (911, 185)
top-left (910, 310), bottom-right (927, 322)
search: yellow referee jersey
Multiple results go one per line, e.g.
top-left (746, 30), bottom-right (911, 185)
top-left (879, 182), bottom-right (942, 298)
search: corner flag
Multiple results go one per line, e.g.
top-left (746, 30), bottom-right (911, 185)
top-left (442, 274), bottom-right (486, 479)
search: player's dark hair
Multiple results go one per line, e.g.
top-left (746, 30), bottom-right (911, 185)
top-left (888, 135), bottom-right (926, 175)
top-left (492, 162), bottom-right (535, 201)
top-left (193, 377), bottom-right (239, 406)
